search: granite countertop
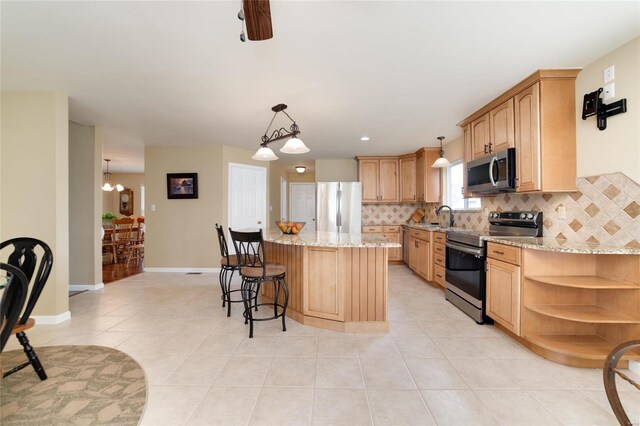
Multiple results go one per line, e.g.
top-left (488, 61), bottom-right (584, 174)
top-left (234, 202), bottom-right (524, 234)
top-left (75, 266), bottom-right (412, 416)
top-left (263, 229), bottom-right (402, 248)
top-left (403, 223), bottom-right (452, 231)
top-left (484, 236), bottom-right (640, 255)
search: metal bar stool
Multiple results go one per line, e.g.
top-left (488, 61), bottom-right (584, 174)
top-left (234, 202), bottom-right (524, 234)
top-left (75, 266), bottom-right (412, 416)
top-left (229, 228), bottom-right (288, 338)
top-left (215, 224), bottom-right (245, 317)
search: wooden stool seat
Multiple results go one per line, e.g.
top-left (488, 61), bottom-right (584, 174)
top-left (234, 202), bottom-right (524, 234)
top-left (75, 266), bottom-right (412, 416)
top-left (10, 318), bottom-right (34, 335)
top-left (220, 254), bottom-right (257, 267)
top-left (241, 263), bottom-right (286, 278)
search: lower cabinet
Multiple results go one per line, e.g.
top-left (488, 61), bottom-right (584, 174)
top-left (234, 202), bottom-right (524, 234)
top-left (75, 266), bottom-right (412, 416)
top-left (408, 236), bottom-right (430, 280)
top-left (303, 247), bottom-right (344, 321)
top-left (486, 257), bottom-right (521, 335)
top-left (362, 225), bottom-right (402, 262)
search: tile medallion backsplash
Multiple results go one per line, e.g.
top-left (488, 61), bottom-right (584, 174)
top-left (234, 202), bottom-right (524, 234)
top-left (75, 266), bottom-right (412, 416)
top-left (423, 172), bottom-right (640, 249)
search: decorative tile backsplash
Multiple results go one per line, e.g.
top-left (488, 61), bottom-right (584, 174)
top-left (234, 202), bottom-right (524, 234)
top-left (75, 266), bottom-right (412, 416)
top-left (423, 172), bottom-right (640, 249)
top-left (362, 203), bottom-right (423, 225)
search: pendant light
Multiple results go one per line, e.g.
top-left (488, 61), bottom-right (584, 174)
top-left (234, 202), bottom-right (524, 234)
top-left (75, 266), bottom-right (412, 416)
top-left (431, 136), bottom-right (451, 168)
top-left (295, 166), bottom-right (306, 174)
top-left (253, 104), bottom-right (309, 161)
top-left (101, 159), bottom-right (124, 192)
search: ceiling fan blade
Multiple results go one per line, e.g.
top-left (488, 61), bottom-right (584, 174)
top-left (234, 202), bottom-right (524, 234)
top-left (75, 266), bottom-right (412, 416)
top-left (243, 0), bottom-right (273, 41)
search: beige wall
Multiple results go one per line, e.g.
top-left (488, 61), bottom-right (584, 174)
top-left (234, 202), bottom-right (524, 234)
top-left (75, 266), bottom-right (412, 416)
top-left (144, 145), bottom-right (270, 268)
top-left (102, 173), bottom-right (145, 217)
top-left (287, 172), bottom-right (316, 183)
top-left (441, 137), bottom-right (463, 163)
top-left (315, 159), bottom-right (358, 182)
top-left (1, 91), bottom-right (70, 317)
top-left (576, 37), bottom-right (640, 183)
top-left (69, 121), bottom-right (102, 286)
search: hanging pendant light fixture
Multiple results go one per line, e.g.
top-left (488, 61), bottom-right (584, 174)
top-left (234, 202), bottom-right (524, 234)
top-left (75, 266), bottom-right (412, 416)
top-left (295, 166), bottom-right (306, 174)
top-left (431, 136), bottom-right (451, 168)
top-left (252, 104), bottom-right (309, 161)
top-left (101, 159), bottom-right (124, 192)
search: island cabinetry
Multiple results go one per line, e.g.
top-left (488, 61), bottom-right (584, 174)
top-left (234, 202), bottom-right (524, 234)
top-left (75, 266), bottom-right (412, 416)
top-left (264, 239), bottom-right (391, 333)
top-left (487, 241), bottom-right (640, 367)
top-left (486, 243), bottom-right (522, 335)
top-left (356, 157), bottom-right (399, 203)
top-left (362, 225), bottom-right (402, 262)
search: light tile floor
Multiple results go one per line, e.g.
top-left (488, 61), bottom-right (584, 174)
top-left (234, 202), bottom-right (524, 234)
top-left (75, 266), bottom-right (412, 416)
top-left (7, 265), bottom-right (640, 425)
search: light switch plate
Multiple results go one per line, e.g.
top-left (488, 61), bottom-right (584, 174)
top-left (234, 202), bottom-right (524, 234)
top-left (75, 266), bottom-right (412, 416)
top-left (151, 204), bottom-right (156, 212)
top-left (557, 205), bottom-right (567, 220)
top-left (603, 82), bottom-right (615, 101)
top-left (604, 65), bottom-right (615, 83)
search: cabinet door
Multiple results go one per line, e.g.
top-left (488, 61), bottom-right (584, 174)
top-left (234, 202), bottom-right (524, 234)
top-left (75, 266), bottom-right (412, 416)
top-left (384, 233), bottom-right (401, 261)
top-left (462, 124), bottom-right (474, 198)
top-left (415, 151), bottom-right (425, 202)
top-left (417, 240), bottom-right (430, 279)
top-left (486, 257), bottom-right (521, 335)
top-left (424, 150), bottom-right (441, 203)
top-left (359, 160), bottom-right (380, 202)
top-left (515, 83), bottom-right (541, 192)
top-left (408, 237), bottom-right (419, 271)
top-left (489, 99), bottom-right (515, 153)
top-left (303, 247), bottom-right (344, 321)
top-left (379, 159), bottom-right (399, 202)
top-left (399, 156), bottom-right (416, 202)
top-left (471, 113), bottom-right (491, 160)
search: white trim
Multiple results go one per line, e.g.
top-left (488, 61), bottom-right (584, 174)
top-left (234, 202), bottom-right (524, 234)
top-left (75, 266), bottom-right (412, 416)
top-left (144, 267), bottom-right (220, 273)
top-left (69, 283), bottom-right (104, 291)
top-left (32, 310), bottom-right (71, 324)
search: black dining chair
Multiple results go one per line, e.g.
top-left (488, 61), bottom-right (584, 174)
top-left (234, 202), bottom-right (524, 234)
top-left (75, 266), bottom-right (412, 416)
top-left (229, 228), bottom-right (288, 338)
top-left (1, 263), bottom-right (29, 353)
top-left (1, 237), bottom-right (54, 380)
top-left (215, 223), bottom-right (245, 317)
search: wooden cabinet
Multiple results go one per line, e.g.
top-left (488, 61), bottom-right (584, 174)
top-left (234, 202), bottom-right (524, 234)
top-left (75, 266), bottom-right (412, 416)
top-left (415, 148), bottom-right (441, 203)
top-left (430, 231), bottom-right (446, 288)
top-left (399, 155), bottom-right (416, 202)
top-left (489, 99), bottom-right (515, 153)
top-left (356, 158), bottom-right (399, 203)
top-left (458, 69), bottom-right (579, 193)
top-left (363, 225), bottom-right (401, 262)
top-left (486, 257), bottom-right (521, 335)
top-left (471, 113), bottom-right (491, 160)
top-left (462, 124), bottom-right (473, 198)
top-left (407, 229), bottom-right (430, 281)
top-left (303, 247), bottom-right (344, 321)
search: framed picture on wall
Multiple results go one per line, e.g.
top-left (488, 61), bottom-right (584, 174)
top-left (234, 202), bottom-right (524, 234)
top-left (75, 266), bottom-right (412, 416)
top-left (167, 173), bottom-right (198, 199)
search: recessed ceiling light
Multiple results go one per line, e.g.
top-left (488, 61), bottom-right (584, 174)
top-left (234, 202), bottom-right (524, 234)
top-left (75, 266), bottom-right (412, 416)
top-left (360, 136), bottom-right (370, 141)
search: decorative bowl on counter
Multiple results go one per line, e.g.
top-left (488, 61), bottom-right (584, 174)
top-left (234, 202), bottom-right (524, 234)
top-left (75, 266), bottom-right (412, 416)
top-left (275, 221), bottom-right (305, 234)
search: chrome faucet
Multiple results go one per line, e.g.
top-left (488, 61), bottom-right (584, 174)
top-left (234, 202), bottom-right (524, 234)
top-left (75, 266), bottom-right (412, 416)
top-left (436, 205), bottom-right (454, 228)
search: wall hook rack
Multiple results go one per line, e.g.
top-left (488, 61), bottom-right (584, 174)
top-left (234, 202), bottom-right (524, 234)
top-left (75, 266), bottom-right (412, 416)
top-left (581, 88), bottom-right (627, 131)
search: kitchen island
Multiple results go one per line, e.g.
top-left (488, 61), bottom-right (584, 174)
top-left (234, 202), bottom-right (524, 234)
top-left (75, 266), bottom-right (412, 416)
top-left (262, 230), bottom-right (401, 333)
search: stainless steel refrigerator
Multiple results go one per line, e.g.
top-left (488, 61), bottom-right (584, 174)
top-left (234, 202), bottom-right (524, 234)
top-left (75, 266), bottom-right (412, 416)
top-left (316, 182), bottom-right (362, 234)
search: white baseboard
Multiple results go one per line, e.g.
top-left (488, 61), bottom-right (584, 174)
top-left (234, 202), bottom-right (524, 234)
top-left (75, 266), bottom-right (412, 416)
top-left (69, 283), bottom-right (104, 291)
top-left (32, 310), bottom-right (71, 325)
top-left (143, 267), bottom-right (220, 273)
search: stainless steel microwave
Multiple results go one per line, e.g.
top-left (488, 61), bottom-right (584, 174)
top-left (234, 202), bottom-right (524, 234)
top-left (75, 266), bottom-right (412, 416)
top-left (467, 148), bottom-right (516, 194)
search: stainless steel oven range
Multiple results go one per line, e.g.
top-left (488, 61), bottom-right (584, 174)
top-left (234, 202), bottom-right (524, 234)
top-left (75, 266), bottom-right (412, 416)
top-left (444, 211), bottom-right (543, 323)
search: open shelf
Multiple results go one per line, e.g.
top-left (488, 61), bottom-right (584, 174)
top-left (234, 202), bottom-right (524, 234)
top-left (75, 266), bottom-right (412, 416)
top-left (526, 334), bottom-right (640, 362)
top-left (526, 275), bottom-right (640, 290)
top-left (527, 304), bottom-right (640, 324)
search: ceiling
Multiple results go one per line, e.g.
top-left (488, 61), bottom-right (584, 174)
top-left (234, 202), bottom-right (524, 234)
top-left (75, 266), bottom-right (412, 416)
top-left (2, 1), bottom-right (638, 173)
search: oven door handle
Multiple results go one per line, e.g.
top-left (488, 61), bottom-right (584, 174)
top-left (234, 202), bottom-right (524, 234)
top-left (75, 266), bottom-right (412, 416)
top-left (446, 241), bottom-right (484, 257)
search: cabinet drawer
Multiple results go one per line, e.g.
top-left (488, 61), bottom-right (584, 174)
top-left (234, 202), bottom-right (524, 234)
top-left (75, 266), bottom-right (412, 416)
top-left (362, 226), bottom-right (383, 233)
top-left (434, 253), bottom-right (445, 267)
top-left (487, 242), bottom-right (521, 265)
top-left (408, 229), bottom-right (430, 241)
top-left (383, 226), bottom-right (400, 233)
top-left (433, 243), bottom-right (445, 256)
top-left (434, 232), bottom-right (446, 244)
top-left (433, 265), bottom-right (445, 287)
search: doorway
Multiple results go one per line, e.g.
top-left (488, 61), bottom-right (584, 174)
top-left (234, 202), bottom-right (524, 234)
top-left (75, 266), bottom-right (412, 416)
top-left (280, 177), bottom-right (287, 221)
top-left (228, 163), bottom-right (267, 250)
top-left (290, 183), bottom-right (316, 231)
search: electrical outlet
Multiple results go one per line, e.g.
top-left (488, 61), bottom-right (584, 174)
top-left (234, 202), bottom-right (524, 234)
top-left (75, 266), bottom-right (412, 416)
top-left (603, 82), bottom-right (615, 101)
top-left (151, 204), bottom-right (156, 212)
top-left (557, 205), bottom-right (567, 220)
top-left (604, 65), bottom-right (615, 83)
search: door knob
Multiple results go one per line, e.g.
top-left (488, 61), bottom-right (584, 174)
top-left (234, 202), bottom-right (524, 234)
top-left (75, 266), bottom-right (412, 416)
top-left (257, 220), bottom-right (262, 224)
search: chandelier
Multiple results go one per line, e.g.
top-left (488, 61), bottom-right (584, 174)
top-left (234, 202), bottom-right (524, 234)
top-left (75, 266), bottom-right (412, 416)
top-left (101, 159), bottom-right (124, 192)
top-left (431, 136), bottom-right (451, 168)
top-left (252, 104), bottom-right (309, 161)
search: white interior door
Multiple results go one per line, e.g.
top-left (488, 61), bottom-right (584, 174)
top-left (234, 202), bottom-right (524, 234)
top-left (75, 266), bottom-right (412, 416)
top-left (228, 163), bottom-right (267, 251)
top-left (290, 183), bottom-right (316, 231)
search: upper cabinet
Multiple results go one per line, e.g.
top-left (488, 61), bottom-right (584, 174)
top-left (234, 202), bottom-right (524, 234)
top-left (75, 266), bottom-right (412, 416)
top-left (458, 69), bottom-right (580, 194)
top-left (357, 148), bottom-right (440, 204)
top-left (357, 157), bottom-right (399, 203)
top-left (399, 155), bottom-right (416, 202)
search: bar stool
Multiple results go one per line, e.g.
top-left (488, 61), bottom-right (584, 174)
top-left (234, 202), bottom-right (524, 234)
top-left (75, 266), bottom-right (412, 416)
top-left (215, 224), bottom-right (244, 317)
top-left (229, 228), bottom-right (288, 338)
